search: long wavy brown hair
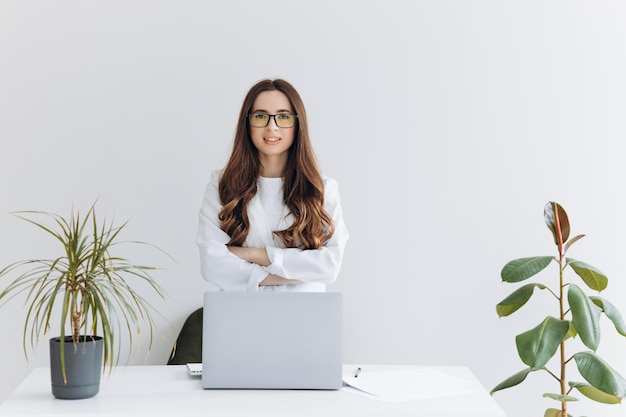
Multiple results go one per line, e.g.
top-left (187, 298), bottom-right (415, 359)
top-left (218, 79), bottom-right (335, 249)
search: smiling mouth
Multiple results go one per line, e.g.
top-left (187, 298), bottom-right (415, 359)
top-left (264, 137), bottom-right (281, 143)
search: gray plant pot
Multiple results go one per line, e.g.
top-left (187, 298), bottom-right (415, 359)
top-left (49, 336), bottom-right (104, 400)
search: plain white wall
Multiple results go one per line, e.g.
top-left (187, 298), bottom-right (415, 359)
top-left (2, 1), bottom-right (626, 416)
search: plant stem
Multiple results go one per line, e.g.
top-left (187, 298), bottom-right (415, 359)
top-left (555, 204), bottom-right (567, 417)
top-left (559, 258), bottom-right (567, 416)
top-left (73, 311), bottom-right (81, 342)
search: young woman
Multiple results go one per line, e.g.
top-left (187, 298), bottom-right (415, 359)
top-left (197, 79), bottom-right (349, 292)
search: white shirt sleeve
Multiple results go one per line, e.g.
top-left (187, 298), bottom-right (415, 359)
top-left (263, 177), bottom-right (349, 284)
top-left (196, 170), bottom-right (267, 291)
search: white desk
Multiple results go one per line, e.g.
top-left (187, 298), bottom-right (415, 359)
top-left (0, 365), bottom-right (505, 417)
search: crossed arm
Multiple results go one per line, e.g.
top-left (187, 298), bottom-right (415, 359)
top-left (227, 246), bottom-right (302, 286)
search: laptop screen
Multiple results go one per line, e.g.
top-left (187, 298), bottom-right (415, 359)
top-left (201, 291), bottom-right (343, 390)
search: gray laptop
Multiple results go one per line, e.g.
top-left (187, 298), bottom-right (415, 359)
top-left (201, 291), bottom-right (343, 390)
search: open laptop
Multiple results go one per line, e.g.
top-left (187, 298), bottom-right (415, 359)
top-left (201, 291), bottom-right (343, 390)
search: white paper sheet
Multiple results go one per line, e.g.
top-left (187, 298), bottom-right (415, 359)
top-left (341, 367), bottom-right (475, 403)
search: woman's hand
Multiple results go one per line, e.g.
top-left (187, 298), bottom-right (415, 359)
top-left (258, 273), bottom-right (302, 286)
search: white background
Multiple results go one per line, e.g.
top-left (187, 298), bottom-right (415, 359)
top-left (1, 1), bottom-right (626, 416)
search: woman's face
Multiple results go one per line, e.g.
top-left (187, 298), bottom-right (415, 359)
top-left (249, 90), bottom-right (296, 167)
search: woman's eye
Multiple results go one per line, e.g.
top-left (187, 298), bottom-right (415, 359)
top-left (277, 114), bottom-right (290, 120)
top-left (254, 114), bottom-right (267, 120)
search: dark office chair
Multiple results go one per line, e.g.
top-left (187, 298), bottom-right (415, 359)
top-left (167, 307), bottom-right (203, 365)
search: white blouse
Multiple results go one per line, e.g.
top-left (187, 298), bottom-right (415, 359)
top-left (197, 170), bottom-right (349, 292)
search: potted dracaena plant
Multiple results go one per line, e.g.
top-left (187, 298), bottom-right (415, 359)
top-left (491, 201), bottom-right (626, 417)
top-left (0, 203), bottom-right (167, 399)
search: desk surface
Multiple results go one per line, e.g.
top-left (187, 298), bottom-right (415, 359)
top-left (0, 365), bottom-right (505, 417)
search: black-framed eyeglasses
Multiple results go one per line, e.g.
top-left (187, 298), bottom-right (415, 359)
top-left (248, 113), bottom-right (298, 128)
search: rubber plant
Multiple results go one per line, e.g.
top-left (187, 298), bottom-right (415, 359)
top-left (0, 203), bottom-right (167, 385)
top-left (491, 201), bottom-right (626, 417)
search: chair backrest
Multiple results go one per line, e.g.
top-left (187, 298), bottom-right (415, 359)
top-left (167, 307), bottom-right (203, 365)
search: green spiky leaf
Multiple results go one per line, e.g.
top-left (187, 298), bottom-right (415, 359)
top-left (0, 203), bottom-right (170, 380)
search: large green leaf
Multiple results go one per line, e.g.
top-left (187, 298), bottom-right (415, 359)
top-left (516, 317), bottom-right (569, 368)
top-left (568, 284), bottom-right (602, 351)
top-left (501, 257), bottom-right (553, 283)
top-left (590, 296), bottom-right (626, 337)
top-left (569, 381), bottom-right (623, 404)
top-left (567, 259), bottom-right (608, 292)
top-left (544, 202), bottom-right (570, 245)
top-left (574, 352), bottom-right (626, 398)
top-left (490, 367), bottom-right (534, 394)
top-left (496, 284), bottom-right (547, 317)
